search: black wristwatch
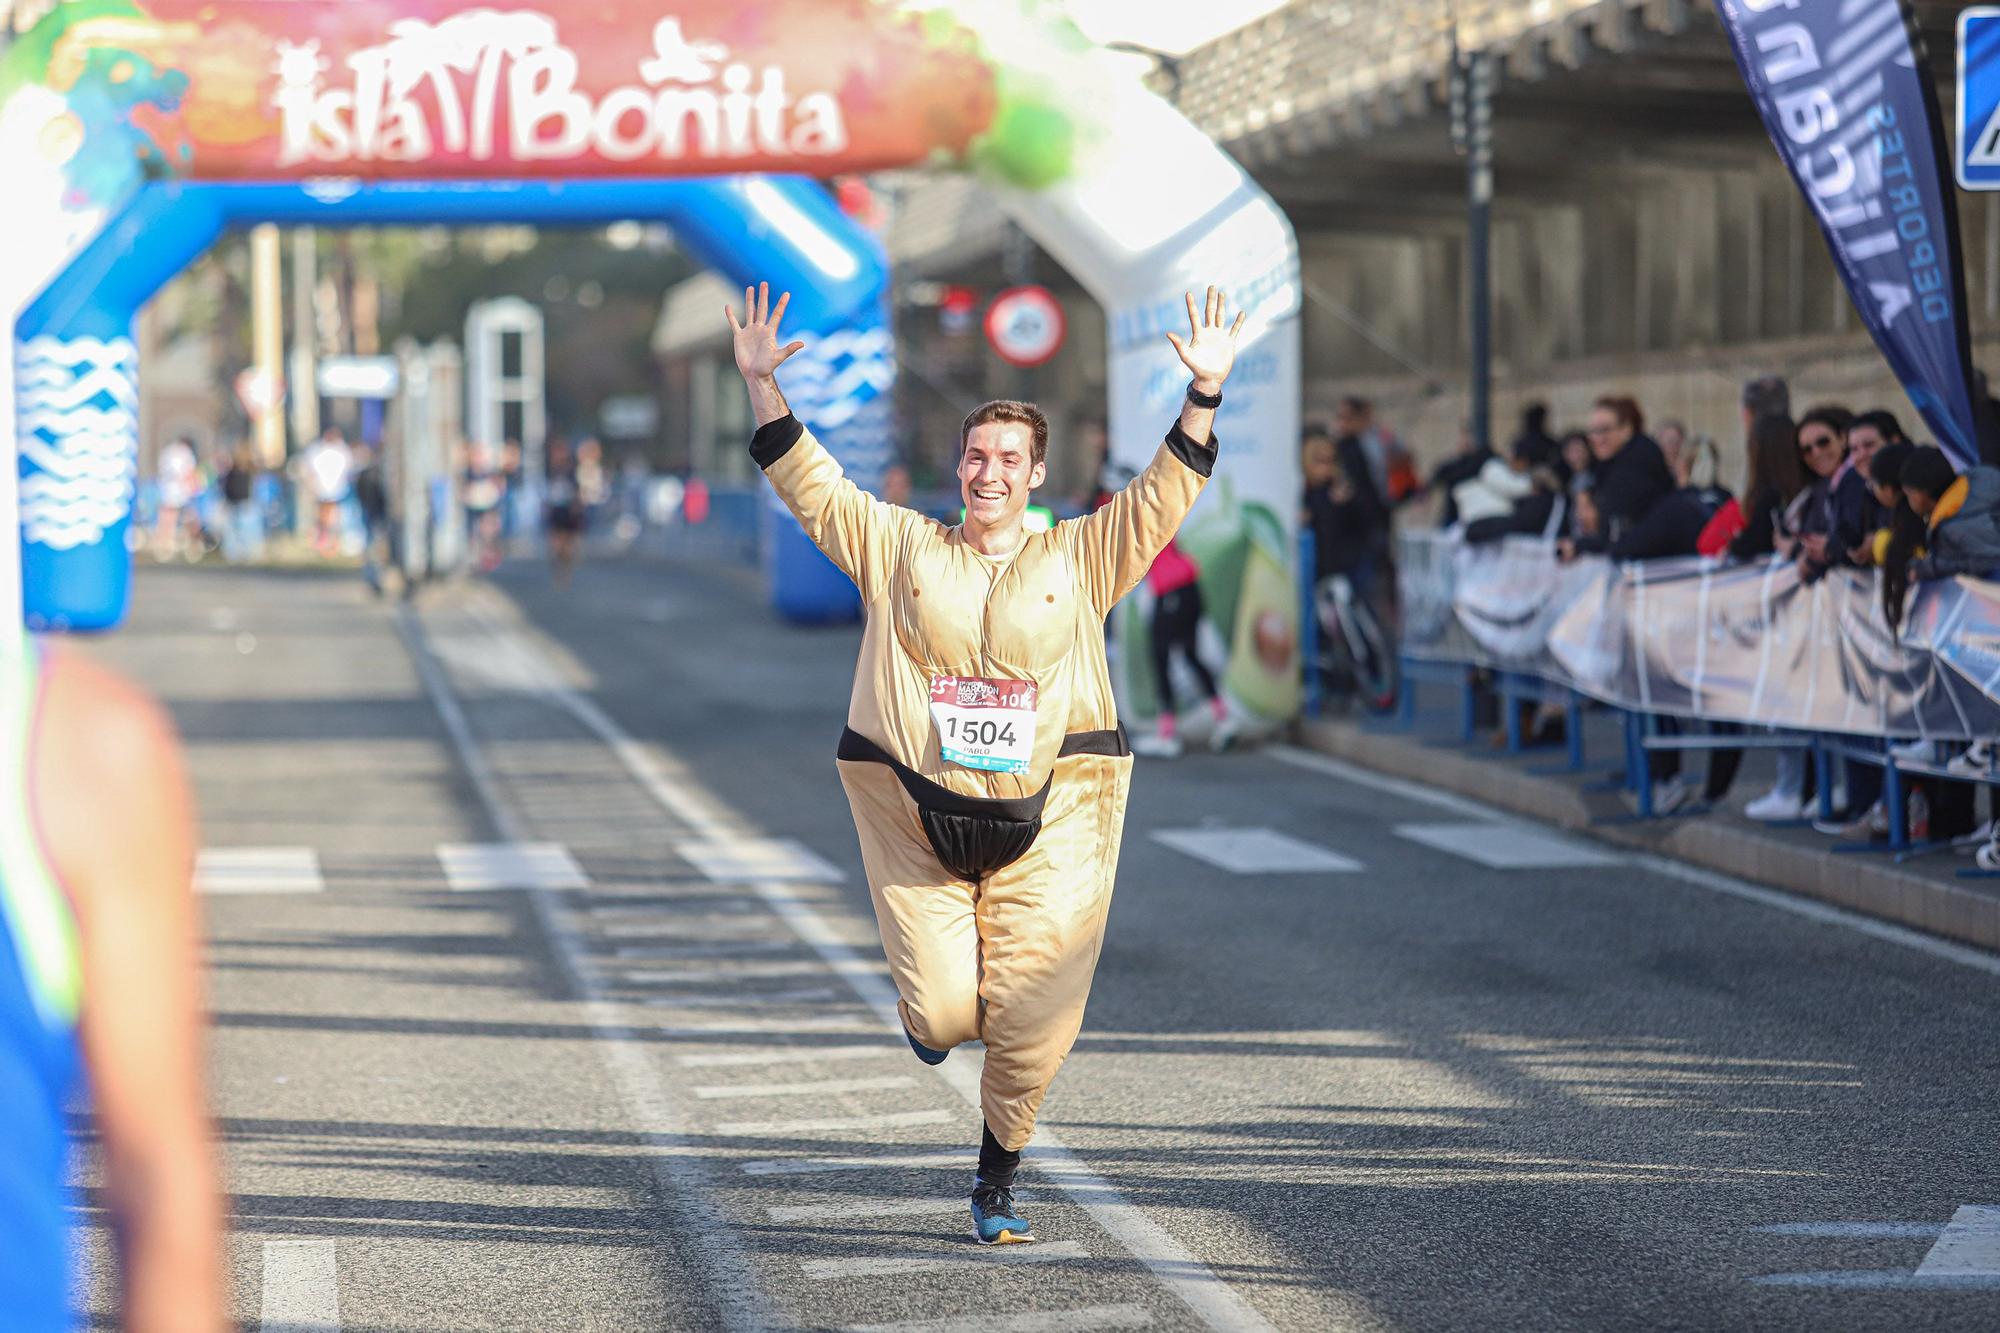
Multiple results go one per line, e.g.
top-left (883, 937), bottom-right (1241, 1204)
top-left (1185, 381), bottom-right (1223, 409)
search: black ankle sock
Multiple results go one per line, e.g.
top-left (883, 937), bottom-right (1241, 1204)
top-left (977, 1122), bottom-right (1021, 1189)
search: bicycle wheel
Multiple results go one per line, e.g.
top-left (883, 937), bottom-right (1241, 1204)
top-left (1343, 601), bottom-right (1399, 713)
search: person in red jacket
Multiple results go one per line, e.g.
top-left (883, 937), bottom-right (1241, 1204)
top-left (1130, 537), bottom-right (1233, 757)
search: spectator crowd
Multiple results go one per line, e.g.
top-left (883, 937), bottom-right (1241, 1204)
top-left (1298, 376), bottom-right (2000, 869)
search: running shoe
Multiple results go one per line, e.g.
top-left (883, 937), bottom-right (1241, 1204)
top-left (1744, 787), bottom-right (1806, 822)
top-left (1978, 837), bottom-right (2000, 873)
top-left (1813, 802), bottom-right (1887, 839)
top-left (1889, 737), bottom-right (1935, 764)
top-left (1947, 741), bottom-right (1997, 778)
top-left (904, 1025), bottom-right (949, 1066)
top-left (970, 1181), bottom-right (1034, 1245)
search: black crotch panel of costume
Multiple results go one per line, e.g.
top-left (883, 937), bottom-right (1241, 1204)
top-left (836, 726), bottom-right (1128, 882)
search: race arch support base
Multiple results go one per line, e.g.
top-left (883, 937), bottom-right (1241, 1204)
top-left (14, 175), bottom-right (886, 630)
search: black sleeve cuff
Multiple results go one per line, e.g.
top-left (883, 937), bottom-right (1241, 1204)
top-left (1164, 421), bottom-right (1218, 479)
top-left (750, 414), bottom-right (805, 469)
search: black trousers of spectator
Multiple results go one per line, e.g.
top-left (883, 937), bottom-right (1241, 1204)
top-left (1650, 719), bottom-right (1754, 804)
top-left (1151, 585), bottom-right (1219, 715)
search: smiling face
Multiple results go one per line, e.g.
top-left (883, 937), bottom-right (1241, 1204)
top-left (960, 421), bottom-right (1046, 532)
top-left (1798, 421), bottom-right (1845, 479)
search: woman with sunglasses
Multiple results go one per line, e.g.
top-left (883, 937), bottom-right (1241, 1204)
top-left (1785, 405), bottom-right (1860, 582)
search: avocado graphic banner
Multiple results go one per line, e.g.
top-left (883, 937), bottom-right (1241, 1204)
top-left (1716, 0), bottom-right (1981, 466)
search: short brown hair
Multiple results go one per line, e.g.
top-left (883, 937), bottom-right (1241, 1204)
top-left (960, 400), bottom-right (1048, 467)
top-left (1592, 395), bottom-right (1645, 435)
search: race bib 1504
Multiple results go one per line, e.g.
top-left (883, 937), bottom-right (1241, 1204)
top-left (929, 675), bottom-right (1038, 774)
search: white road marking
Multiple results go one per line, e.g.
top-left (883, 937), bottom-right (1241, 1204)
top-left (680, 1044), bottom-right (897, 1068)
top-left (197, 847), bottom-right (323, 895)
top-left (1269, 744), bottom-right (1497, 818)
top-left (679, 836), bottom-right (847, 883)
top-left (1151, 826), bottom-right (1362, 874)
top-left (463, 597), bottom-right (1283, 1333)
top-left (1272, 742), bottom-right (2000, 979)
top-left (655, 1016), bottom-right (884, 1037)
top-left (694, 1075), bottom-right (915, 1101)
top-left (767, 1194), bottom-right (1036, 1223)
top-left (436, 841), bottom-right (589, 892)
top-left (844, 1305), bottom-right (1152, 1333)
top-left (260, 1239), bottom-right (339, 1332)
top-left (715, 1108), bottom-right (954, 1136)
top-left (638, 988), bottom-right (844, 1008)
top-left (1393, 821), bottom-right (1619, 869)
top-left (1917, 1205), bottom-right (2000, 1275)
top-left (803, 1241), bottom-right (1087, 1280)
top-left (1753, 1271), bottom-right (2000, 1289)
top-left (396, 609), bottom-right (774, 1332)
top-left (618, 960), bottom-right (856, 985)
top-left (1752, 1222), bottom-right (1944, 1237)
top-left (614, 940), bottom-right (799, 959)
top-left (740, 1150), bottom-right (969, 1177)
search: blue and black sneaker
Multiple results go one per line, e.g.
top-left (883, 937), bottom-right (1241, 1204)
top-left (905, 1025), bottom-right (949, 1066)
top-left (970, 1180), bottom-right (1033, 1245)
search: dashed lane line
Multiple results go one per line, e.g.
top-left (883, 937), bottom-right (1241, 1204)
top-left (260, 1239), bottom-right (339, 1332)
top-left (766, 1195), bottom-right (1037, 1223)
top-left (692, 1075), bottom-right (915, 1101)
top-left (802, 1241), bottom-right (1088, 1281)
top-left (740, 1151), bottom-right (969, 1178)
top-left (679, 1044), bottom-right (898, 1068)
top-left (842, 1305), bottom-right (1153, 1333)
top-left (461, 595), bottom-right (1283, 1333)
top-left (713, 1108), bottom-right (954, 1136)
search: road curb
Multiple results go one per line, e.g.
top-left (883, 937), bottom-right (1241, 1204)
top-left (1294, 716), bottom-right (2000, 954)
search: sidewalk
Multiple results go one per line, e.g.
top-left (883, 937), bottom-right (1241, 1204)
top-left (1293, 696), bottom-right (2000, 954)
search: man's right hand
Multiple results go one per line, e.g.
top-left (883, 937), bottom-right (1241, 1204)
top-left (725, 282), bottom-right (806, 382)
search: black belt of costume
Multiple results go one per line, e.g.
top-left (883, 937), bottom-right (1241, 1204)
top-left (838, 726), bottom-right (1129, 882)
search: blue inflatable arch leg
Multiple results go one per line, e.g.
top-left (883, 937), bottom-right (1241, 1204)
top-left (15, 176), bottom-right (888, 630)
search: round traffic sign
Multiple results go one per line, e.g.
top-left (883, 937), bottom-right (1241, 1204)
top-left (984, 285), bottom-right (1066, 368)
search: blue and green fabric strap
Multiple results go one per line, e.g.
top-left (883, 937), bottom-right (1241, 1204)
top-left (0, 642), bottom-right (82, 1029)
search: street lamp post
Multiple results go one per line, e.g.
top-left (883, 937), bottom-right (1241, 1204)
top-left (1452, 44), bottom-right (1494, 453)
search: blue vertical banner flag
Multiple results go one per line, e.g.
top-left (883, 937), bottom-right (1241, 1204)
top-left (1718, 0), bottom-right (1982, 468)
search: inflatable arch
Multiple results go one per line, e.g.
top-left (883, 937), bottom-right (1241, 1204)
top-left (2, 0), bottom-right (1302, 714)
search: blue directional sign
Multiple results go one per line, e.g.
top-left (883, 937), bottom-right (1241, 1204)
top-left (1959, 7), bottom-right (2000, 189)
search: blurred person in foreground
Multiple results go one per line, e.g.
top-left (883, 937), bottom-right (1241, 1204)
top-left (728, 280), bottom-right (1245, 1247)
top-left (0, 638), bottom-right (222, 1330)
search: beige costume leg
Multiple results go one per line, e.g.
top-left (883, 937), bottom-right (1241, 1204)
top-left (835, 759), bottom-right (982, 1052)
top-left (973, 753), bottom-right (1133, 1150)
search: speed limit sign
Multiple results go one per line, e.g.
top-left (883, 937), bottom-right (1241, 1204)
top-left (984, 286), bottom-right (1066, 368)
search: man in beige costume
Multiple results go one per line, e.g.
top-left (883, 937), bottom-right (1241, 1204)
top-left (727, 282), bottom-right (1247, 1243)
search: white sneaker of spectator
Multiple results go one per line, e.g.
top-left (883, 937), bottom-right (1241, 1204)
top-left (1130, 730), bottom-right (1182, 759)
top-left (1652, 775), bottom-right (1695, 815)
top-left (1977, 830), bottom-right (2000, 873)
top-left (1946, 740), bottom-right (1997, 778)
top-left (1889, 737), bottom-right (1936, 765)
top-left (1815, 801), bottom-right (1888, 839)
top-left (1953, 817), bottom-right (1996, 853)
top-left (1744, 785), bottom-right (1808, 821)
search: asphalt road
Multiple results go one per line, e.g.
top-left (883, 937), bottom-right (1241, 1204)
top-left (71, 555), bottom-right (2000, 1332)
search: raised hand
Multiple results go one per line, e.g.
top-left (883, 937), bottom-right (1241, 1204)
top-left (1165, 286), bottom-right (1248, 391)
top-left (724, 281), bottom-right (806, 382)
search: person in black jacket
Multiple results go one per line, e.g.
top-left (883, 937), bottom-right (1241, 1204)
top-left (1727, 413), bottom-right (1808, 561)
top-left (1791, 405), bottom-right (1863, 582)
top-left (1301, 425), bottom-right (1388, 598)
top-left (1558, 395), bottom-right (1674, 559)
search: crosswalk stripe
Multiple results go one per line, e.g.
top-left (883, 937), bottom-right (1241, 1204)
top-left (636, 988), bottom-right (844, 1008)
top-left (617, 960), bottom-right (846, 985)
top-left (1917, 1206), bottom-right (2000, 1275)
top-left (1393, 820), bottom-right (1618, 869)
top-left (678, 836), bottom-right (847, 883)
top-left (436, 842), bottom-right (589, 891)
top-left (768, 1194), bottom-right (1037, 1223)
top-left (740, 1150), bottom-right (968, 1177)
top-left (716, 1108), bottom-right (952, 1136)
top-left (804, 1241), bottom-right (1086, 1280)
top-left (1150, 827), bottom-right (1362, 874)
top-left (843, 1303), bottom-right (1152, 1333)
top-left (197, 847), bottom-right (323, 895)
top-left (612, 940), bottom-right (799, 959)
top-left (260, 1238), bottom-right (339, 1330)
top-left (694, 1075), bottom-right (914, 1101)
top-left (679, 1044), bottom-right (896, 1068)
